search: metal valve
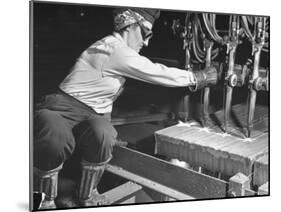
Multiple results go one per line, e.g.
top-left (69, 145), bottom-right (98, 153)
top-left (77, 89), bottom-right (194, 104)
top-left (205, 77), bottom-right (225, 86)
top-left (253, 75), bottom-right (268, 91)
top-left (228, 74), bottom-right (238, 87)
top-left (221, 63), bottom-right (250, 88)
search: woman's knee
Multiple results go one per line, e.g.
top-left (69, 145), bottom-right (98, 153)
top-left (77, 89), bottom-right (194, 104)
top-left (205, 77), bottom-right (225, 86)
top-left (75, 116), bottom-right (117, 161)
top-left (82, 116), bottom-right (117, 145)
top-left (34, 109), bottom-right (75, 169)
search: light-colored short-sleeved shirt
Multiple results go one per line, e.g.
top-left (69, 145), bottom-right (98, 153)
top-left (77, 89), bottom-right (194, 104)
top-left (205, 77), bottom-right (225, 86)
top-left (60, 32), bottom-right (195, 114)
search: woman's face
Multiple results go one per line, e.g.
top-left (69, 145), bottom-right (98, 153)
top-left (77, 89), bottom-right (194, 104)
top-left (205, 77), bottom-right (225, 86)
top-left (127, 25), bottom-right (151, 53)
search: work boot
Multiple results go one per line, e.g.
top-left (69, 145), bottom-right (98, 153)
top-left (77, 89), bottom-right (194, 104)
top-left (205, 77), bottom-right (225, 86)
top-left (78, 160), bottom-right (109, 207)
top-left (33, 164), bottom-right (63, 210)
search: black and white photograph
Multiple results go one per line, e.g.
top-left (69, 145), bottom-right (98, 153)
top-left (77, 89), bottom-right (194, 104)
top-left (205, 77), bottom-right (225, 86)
top-left (4, 0), bottom-right (281, 211)
top-left (28, 0), bottom-right (271, 211)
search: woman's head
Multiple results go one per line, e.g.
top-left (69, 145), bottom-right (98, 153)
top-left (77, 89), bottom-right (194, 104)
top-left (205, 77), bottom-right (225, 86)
top-left (113, 8), bottom-right (160, 52)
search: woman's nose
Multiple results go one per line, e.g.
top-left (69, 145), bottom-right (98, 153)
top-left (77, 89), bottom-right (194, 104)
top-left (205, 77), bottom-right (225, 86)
top-left (143, 39), bottom-right (149, 46)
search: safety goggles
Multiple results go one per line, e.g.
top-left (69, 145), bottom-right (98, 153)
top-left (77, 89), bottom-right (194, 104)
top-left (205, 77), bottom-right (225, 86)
top-left (138, 21), bottom-right (153, 41)
top-left (127, 9), bottom-right (153, 41)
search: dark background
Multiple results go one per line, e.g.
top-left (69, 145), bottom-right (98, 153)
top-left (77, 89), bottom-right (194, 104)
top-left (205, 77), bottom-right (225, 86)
top-left (32, 1), bottom-right (269, 115)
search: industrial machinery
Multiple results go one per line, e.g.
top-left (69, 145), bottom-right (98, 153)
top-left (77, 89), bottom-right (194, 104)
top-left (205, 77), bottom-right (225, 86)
top-left (99, 12), bottom-right (269, 204)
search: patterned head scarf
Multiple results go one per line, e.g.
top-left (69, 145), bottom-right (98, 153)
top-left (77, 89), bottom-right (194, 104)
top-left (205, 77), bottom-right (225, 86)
top-left (113, 8), bottom-right (160, 31)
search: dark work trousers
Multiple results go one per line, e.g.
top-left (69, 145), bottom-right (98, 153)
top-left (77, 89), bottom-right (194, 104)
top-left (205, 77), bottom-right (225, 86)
top-left (33, 90), bottom-right (117, 171)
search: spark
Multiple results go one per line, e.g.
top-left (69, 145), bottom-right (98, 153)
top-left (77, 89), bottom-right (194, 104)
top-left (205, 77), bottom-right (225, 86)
top-left (177, 120), bottom-right (198, 127)
top-left (198, 127), bottom-right (211, 133)
top-left (218, 132), bottom-right (231, 137)
top-left (239, 137), bottom-right (254, 143)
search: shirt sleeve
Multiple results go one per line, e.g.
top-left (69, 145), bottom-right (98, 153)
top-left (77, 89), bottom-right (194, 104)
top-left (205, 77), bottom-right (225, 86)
top-left (104, 46), bottom-right (195, 87)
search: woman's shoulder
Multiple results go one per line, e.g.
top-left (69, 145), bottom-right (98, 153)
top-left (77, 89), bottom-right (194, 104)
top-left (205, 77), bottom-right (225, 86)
top-left (85, 34), bottom-right (120, 55)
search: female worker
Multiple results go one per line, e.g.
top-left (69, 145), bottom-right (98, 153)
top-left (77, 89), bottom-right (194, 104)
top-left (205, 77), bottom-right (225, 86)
top-left (33, 7), bottom-right (209, 209)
